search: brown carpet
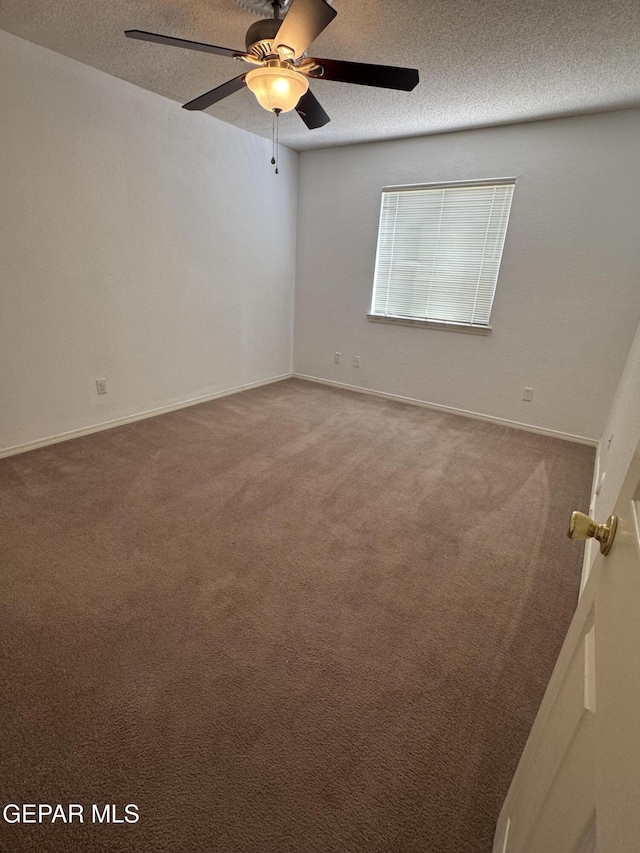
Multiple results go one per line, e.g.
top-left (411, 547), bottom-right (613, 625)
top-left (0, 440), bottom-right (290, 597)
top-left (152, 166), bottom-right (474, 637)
top-left (0, 378), bottom-right (594, 852)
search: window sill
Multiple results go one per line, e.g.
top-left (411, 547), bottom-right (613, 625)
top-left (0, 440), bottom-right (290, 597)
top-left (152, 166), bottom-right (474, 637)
top-left (366, 314), bottom-right (492, 335)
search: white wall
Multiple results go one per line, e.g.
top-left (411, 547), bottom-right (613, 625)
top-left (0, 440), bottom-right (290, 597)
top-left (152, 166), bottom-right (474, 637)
top-left (294, 111), bottom-right (640, 441)
top-left (581, 312), bottom-right (640, 591)
top-left (578, 315), bottom-right (640, 584)
top-left (0, 29), bottom-right (297, 453)
top-left (593, 318), bottom-right (640, 519)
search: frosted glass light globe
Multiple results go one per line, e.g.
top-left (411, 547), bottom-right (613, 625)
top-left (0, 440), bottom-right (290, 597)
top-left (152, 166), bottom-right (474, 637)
top-left (246, 66), bottom-right (309, 113)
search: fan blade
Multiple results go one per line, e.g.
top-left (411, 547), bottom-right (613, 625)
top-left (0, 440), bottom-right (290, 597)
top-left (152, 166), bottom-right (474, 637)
top-left (309, 57), bottom-right (419, 91)
top-left (295, 90), bottom-right (330, 129)
top-left (274, 0), bottom-right (337, 59)
top-left (182, 74), bottom-right (247, 111)
top-left (125, 30), bottom-right (243, 58)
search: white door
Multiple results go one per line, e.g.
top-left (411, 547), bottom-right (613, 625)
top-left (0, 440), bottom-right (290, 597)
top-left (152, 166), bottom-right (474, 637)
top-left (493, 437), bottom-right (640, 853)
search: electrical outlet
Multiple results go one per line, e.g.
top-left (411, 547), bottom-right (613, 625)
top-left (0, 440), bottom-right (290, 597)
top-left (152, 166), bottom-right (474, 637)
top-left (96, 378), bottom-right (107, 395)
top-left (522, 387), bottom-right (534, 402)
top-left (353, 355), bottom-right (360, 368)
top-left (334, 352), bottom-right (341, 364)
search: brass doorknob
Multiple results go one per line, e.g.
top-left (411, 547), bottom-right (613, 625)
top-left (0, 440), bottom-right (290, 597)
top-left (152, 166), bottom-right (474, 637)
top-left (567, 511), bottom-right (618, 555)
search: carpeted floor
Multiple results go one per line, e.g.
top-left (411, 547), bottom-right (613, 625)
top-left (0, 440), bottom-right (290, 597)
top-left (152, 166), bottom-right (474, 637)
top-left (0, 379), bottom-right (594, 852)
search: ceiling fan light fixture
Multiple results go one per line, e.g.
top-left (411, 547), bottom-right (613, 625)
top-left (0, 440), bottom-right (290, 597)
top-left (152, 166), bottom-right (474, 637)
top-left (246, 65), bottom-right (309, 113)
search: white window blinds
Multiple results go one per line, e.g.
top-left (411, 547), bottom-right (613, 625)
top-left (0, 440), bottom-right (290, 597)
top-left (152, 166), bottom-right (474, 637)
top-left (370, 179), bottom-right (515, 327)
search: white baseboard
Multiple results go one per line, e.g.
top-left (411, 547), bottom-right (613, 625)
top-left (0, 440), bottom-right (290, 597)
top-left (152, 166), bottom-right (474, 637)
top-left (293, 373), bottom-right (598, 447)
top-left (3, 371), bottom-right (598, 459)
top-left (0, 373), bottom-right (292, 459)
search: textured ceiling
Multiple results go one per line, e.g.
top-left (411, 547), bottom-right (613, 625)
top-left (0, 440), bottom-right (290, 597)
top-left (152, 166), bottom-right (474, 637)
top-left (1, 0), bottom-right (639, 151)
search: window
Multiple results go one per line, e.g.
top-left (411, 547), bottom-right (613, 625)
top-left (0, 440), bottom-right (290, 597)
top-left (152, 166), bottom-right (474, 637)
top-left (369, 178), bottom-right (515, 331)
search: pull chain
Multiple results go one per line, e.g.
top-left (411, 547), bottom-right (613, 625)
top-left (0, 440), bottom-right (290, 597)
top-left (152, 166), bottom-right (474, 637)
top-left (271, 108), bottom-right (281, 174)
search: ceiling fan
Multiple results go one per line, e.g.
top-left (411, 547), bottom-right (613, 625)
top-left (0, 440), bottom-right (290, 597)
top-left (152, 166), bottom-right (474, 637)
top-left (125, 0), bottom-right (419, 130)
